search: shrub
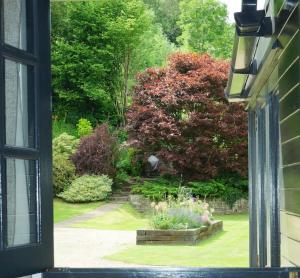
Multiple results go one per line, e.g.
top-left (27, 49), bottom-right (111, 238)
top-left (58, 175), bottom-right (112, 203)
top-left (131, 176), bottom-right (248, 207)
top-left (53, 132), bottom-right (79, 158)
top-left (188, 176), bottom-right (248, 207)
top-left (115, 128), bottom-right (129, 143)
top-left (116, 147), bottom-right (135, 174)
top-left (116, 147), bottom-right (142, 176)
top-left (71, 124), bottom-right (118, 177)
top-left (53, 154), bottom-right (76, 196)
top-left (127, 53), bottom-right (248, 180)
top-left (187, 180), bottom-right (226, 198)
top-left (77, 118), bottom-right (93, 138)
top-left (131, 178), bottom-right (181, 201)
top-left (52, 117), bottom-right (77, 138)
top-left (114, 170), bottom-right (131, 188)
top-left (150, 188), bottom-right (213, 230)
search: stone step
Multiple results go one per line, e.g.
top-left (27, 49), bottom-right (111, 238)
top-left (112, 193), bottom-right (130, 197)
top-left (110, 196), bottom-right (129, 202)
top-left (121, 187), bottom-right (132, 192)
top-left (140, 178), bottom-right (159, 182)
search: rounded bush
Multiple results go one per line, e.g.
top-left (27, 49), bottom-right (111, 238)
top-left (53, 132), bottom-right (79, 158)
top-left (58, 175), bottom-right (112, 203)
top-left (71, 124), bottom-right (118, 177)
top-left (53, 154), bottom-right (76, 196)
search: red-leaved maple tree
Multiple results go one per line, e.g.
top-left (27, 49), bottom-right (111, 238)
top-left (126, 53), bottom-right (248, 180)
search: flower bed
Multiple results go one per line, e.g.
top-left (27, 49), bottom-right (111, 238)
top-left (136, 187), bottom-right (223, 245)
top-left (137, 220), bottom-right (223, 245)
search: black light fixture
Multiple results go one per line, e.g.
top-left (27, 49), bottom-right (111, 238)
top-left (234, 0), bottom-right (273, 37)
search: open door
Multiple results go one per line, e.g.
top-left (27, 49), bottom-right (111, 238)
top-left (0, 0), bottom-right (53, 277)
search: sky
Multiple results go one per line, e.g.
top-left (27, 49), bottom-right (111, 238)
top-left (220, 0), bottom-right (267, 23)
top-left (220, 0), bottom-right (242, 22)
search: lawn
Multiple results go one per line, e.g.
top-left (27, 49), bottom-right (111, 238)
top-left (54, 198), bottom-right (103, 223)
top-left (105, 214), bottom-right (249, 267)
top-left (72, 203), bottom-right (149, 230)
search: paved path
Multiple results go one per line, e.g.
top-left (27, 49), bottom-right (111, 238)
top-left (54, 202), bottom-right (150, 268)
top-left (54, 228), bottom-right (146, 267)
top-left (55, 202), bottom-right (122, 228)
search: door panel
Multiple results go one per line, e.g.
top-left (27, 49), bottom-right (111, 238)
top-left (0, 0), bottom-right (53, 277)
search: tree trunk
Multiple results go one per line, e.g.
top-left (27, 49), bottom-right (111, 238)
top-left (122, 48), bottom-right (131, 126)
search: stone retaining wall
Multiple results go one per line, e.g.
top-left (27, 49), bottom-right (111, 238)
top-left (129, 195), bottom-right (152, 214)
top-left (136, 220), bottom-right (223, 245)
top-left (130, 194), bottom-right (248, 215)
top-left (208, 198), bottom-right (248, 214)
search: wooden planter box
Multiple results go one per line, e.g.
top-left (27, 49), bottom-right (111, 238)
top-left (137, 220), bottom-right (223, 245)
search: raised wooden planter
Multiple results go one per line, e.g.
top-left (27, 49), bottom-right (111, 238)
top-left (137, 220), bottom-right (223, 245)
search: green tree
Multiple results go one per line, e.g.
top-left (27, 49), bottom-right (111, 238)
top-left (178, 0), bottom-right (234, 59)
top-left (144, 0), bottom-right (182, 44)
top-left (51, 2), bottom-right (122, 125)
top-left (51, 0), bottom-right (153, 125)
top-left (131, 23), bottom-right (177, 85)
top-left (103, 0), bottom-right (153, 124)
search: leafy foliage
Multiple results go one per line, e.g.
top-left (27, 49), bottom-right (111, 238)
top-left (143, 0), bottom-right (182, 44)
top-left (178, 0), bottom-right (234, 59)
top-left (52, 132), bottom-right (78, 197)
top-left (53, 133), bottom-right (79, 158)
top-left (71, 124), bottom-right (118, 177)
top-left (52, 118), bottom-right (77, 138)
top-left (187, 178), bottom-right (248, 208)
top-left (117, 147), bottom-right (136, 174)
top-left (53, 154), bottom-right (76, 196)
top-left (77, 118), bottom-right (93, 138)
top-left (59, 175), bottom-right (112, 203)
top-left (131, 176), bottom-right (248, 207)
top-left (51, 0), bottom-right (174, 125)
top-left (131, 23), bottom-right (176, 76)
top-left (127, 53), bottom-right (248, 180)
top-left (131, 178), bottom-right (181, 201)
top-left (116, 147), bottom-right (143, 177)
top-left (51, 0), bottom-right (152, 124)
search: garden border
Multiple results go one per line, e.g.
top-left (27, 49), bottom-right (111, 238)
top-left (136, 220), bottom-right (223, 245)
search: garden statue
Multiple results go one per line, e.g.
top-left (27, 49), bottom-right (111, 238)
top-left (146, 155), bottom-right (160, 176)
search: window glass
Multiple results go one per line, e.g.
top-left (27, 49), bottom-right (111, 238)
top-left (3, 0), bottom-right (29, 51)
top-left (6, 159), bottom-right (38, 248)
top-left (5, 60), bottom-right (35, 148)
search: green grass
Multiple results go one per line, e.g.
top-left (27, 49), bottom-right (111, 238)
top-left (105, 214), bottom-right (249, 267)
top-left (72, 203), bottom-right (149, 230)
top-left (54, 198), bottom-right (103, 223)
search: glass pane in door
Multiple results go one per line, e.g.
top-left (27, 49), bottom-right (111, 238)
top-left (6, 158), bottom-right (38, 248)
top-left (5, 60), bottom-right (35, 148)
top-left (3, 0), bottom-right (29, 50)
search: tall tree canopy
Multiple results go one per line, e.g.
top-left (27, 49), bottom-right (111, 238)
top-left (178, 0), bottom-right (234, 59)
top-left (51, 0), bottom-right (175, 125)
top-left (143, 0), bottom-right (182, 44)
top-left (127, 53), bottom-right (248, 180)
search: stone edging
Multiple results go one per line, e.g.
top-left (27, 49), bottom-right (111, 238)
top-left (136, 220), bottom-right (223, 245)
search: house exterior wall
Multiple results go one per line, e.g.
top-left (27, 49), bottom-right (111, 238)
top-left (277, 1), bottom-right (300, 266)
top-left (242, 0), bottom-right (300, 267)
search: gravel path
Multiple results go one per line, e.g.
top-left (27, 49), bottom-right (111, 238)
top-left (54, 202), bottom-right (150, 268)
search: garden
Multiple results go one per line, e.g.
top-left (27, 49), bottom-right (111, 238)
top-left (51, 0), bottom-right (249, 268)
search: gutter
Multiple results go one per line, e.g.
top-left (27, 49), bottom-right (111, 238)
top-left (225, 0), bottom-right (275, 101)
